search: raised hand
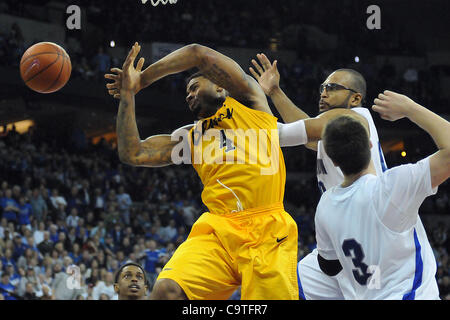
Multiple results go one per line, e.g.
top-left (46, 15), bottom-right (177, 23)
top-left (105, 42), bottom-right (145, 99)
top-left (372, 90), bottom-right (417, 121)
top-left (249, 53), bottom-right (280, 96)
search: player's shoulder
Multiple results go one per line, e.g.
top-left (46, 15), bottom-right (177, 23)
top-left (228, 96), bottom-right (278, 122)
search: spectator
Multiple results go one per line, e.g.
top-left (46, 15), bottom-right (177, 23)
top-left (0, 189), bottom-right (20, 222)
top-left (66, 207), bottom-right (80, 228)
top-left (52, 262), bottom-right (83, 300)
top-left (50, 188), bottom-right (67, 215)
top-left (0, 273), bottom-right (17, 300)
top-left (29, 189), bottom-right (47, 223)
top-left (17, 196), bottom-right (32, 227)
top-left (141, 240), bottom-right (163, 287)
top-left (37, 231), bottom-right (53, 256)
top-left (33, 221), bottom-right (46, 245)
top-left (18, 266), bottom-right (41, 297)
top-left (117, 185), bottom-right (132, 225)
top-left (5, 263), bottom-right (21, 287)
top-left (23, 282), bottom-right (38, 300)
top-left (92, 271), bottom-right (116, 300)
top-left (160, 219), bottom-right (178, 244)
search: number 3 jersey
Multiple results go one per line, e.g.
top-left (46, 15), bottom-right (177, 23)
top-left (315, 156), bottom-right (440, 300)
top-left (316, 107), bottom-right (387, 193)
top-left (188, 97), bottom-right (286, 215)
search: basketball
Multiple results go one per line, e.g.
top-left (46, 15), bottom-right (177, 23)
top-left (20, 42), bottom-right (72, 94)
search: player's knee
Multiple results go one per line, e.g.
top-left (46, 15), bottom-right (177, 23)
top-left (150, 278), bottom-right (188, 300)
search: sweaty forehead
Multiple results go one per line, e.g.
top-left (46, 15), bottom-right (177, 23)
top-left (324, 71), bottom-right (353, 88)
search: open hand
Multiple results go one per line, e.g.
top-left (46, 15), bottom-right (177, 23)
top-left (105, 42), bottom-right (145, 99)
top-left (249, 53), bottom-right (280, 96)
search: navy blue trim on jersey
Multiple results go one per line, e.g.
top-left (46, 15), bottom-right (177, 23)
top-left (378, 142), bottom-right (388, 172)
top-left (297, 264), bottom-right (306, 300)
top-left (402, 229), bottom-right (423, 300)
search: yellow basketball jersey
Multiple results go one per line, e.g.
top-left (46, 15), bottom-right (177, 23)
top-left (189, 97), bottom-right (286, 215)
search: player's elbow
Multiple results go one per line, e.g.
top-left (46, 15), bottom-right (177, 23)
top-left (188, 43), bottom-right (206, 61)
top-left (118, 149), bottom-right (138, 166)
top-left (189, 43), bottom-right (216, 67)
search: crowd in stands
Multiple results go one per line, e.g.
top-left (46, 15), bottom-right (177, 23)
top-left (0, 0), bottom-right (449, 300)
top-left (0, 117), bottom-right (449, 300)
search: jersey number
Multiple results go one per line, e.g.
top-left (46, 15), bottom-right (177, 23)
top-left (342, 239), bottom-right (372, 286)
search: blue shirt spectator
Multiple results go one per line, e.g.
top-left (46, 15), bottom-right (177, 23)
top-left (0, 189), bottom-right (19, 222)
top-left (18, 197), bottom-right (32, 226)
top-left (0, 274), bottom-right (17, 300)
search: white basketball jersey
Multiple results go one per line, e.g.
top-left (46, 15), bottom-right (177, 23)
top-left (316, 107), bottom-right (387, 193)
top-left (315, 157), bottom-right (440, 299)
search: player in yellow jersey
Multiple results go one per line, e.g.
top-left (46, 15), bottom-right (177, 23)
top-left (105, 42), bottom-right (298, 300)
top-left (105, 43), bottom-right (348, 300)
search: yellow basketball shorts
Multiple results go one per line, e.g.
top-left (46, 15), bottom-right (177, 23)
top-left (156, 202), bottom-right (299, 300)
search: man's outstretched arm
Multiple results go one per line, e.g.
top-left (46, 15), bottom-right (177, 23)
top-left (373, 91), bottom-right (450, 188)
top-left (106, 43), bottom-right (272, 115)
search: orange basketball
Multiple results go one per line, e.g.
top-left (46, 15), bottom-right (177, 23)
top-left (20, 42), bottom-right (72, 94)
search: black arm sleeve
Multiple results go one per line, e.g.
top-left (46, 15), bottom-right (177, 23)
top-left (318, 253), bottom-right (343, 276)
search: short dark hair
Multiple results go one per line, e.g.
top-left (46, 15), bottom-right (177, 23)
top-left (114, 262), bottom-right (148, 286)
top-left (335, 69), bottom-right (367, 103)
top-left (186, 71), bottom-right (205, 85)
top-left (323, 115), bottom-right (371, 176)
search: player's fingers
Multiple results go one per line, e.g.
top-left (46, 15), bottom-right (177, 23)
top-left (136, 57), bottom-right (145, 72)
top-left (373, 98), bottom-right (387, 106)
top-left (371, 104), bottom-right (388, 114)
top-left (251, 59), bottom-right (264, 75)
top-left (104, 74), bottom-right (118, 80)
top-left (272, 60), bottom-right (278, 70)
top-left (113, 94), bottom-right (120, 99)
top-left (106, 83), bottom-right (118, 89)
top-left (123, 43), bottom-right (138, 68)
top-left (123, 46), bottom-right (135, 66)
top-left (383, 90), bottom-right (397, 96)
top-left (131, 43), bottom-right (141, 61)
top-left (110, 68), bottom-right (122, 74)
top-left (259, 53), bottom-right (272, 70)
top-left (377, 93), bottom-right (389, 100)
top-left (249, 67), bottom-right (260, 80)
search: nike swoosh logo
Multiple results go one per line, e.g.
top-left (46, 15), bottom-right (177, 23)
top-left (276, 236), bottom-right (288, 243)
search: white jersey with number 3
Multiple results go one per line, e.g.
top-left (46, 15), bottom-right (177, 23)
top-left (315, 157), bottom-right (440, 299)
top-left (316, 107), bottom-right (387, 193)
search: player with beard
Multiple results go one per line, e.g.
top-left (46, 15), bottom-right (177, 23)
top-left (250, 54), bottom-right (387, 300)
top-left (105, 43), bottom-right (360, 300)
top-left (105, 42), bottom-right (301, 300)
top-left (114, 263), bottom-right (149, 300)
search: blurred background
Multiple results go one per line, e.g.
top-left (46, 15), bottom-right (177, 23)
top-left (0, 0), bottom-right (449, 300)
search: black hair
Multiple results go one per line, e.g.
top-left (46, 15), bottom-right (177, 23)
top-left (114, 262), bottom-right (148, 287)
top-left (334, 68), bottom-right (367, 104)
top-left (186, 71), bottom-right (205, 85)
top-left (323, 115), bottom-right (371, 176)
